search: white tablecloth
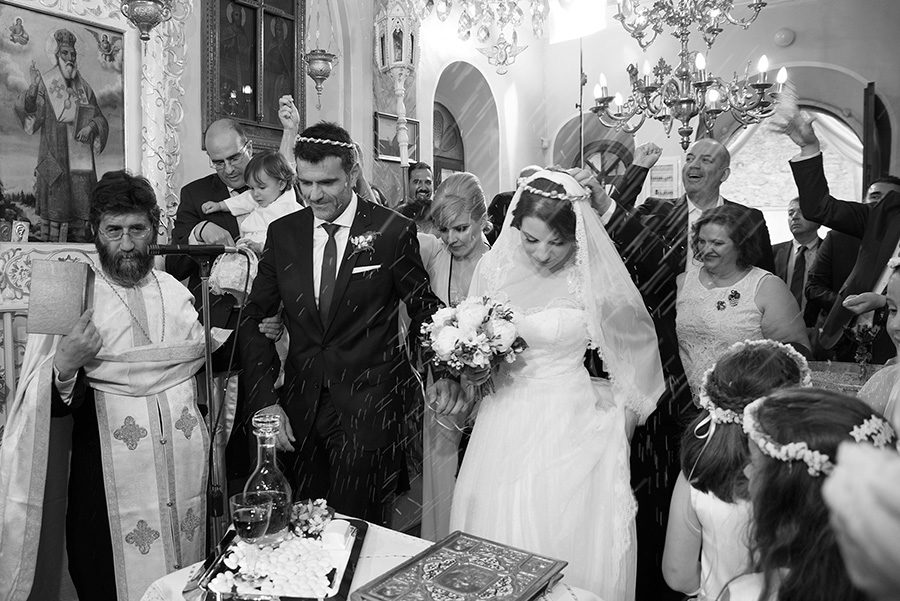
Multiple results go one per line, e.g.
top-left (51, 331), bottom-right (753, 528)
top-left (140, 522), bottom-right (600, 601)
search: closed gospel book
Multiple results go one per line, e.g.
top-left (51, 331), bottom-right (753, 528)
top-left (26, 260), bottom-right (95, 335)
top-left (351, 531), bottom-right (567, 601)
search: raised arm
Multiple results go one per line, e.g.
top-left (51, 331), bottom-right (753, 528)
top-left (778, 111), bottom-right (870, 237)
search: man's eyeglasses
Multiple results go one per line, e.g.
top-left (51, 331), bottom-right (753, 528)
top-left (99, 225), bottom-right (153, 241)
top-left (209, 141), bottom-right (251, 171)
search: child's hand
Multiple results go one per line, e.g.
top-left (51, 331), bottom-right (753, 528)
top-left (202, 201), bottom-right (220, 214)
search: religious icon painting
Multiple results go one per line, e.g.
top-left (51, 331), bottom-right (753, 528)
top-left (0, 1), bottom-right (126, 243)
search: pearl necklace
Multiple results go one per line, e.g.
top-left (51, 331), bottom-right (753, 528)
top-left (95, 268), bottom-right (165, 343)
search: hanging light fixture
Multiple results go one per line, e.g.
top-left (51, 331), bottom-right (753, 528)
top-left (375, 0), bottom-right (419, 196)
top-left (590, 0), bottom-right (784, 149)
top-left (120, 0), bottom-right (173, 41)
top-left (304, 0), bottom-right (341, 110)
top-left (415, 0), bottom-right (549, 74)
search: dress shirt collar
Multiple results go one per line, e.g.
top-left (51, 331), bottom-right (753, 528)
top-left (685, 194), bottom-right (724, 215)
top-left (313, 192), bottom-right (358, 230)
top-left (791, 237), bottom-right (819, 254)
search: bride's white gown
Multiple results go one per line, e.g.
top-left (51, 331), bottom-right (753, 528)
top-left (449, 297), bottom-right (637, 601)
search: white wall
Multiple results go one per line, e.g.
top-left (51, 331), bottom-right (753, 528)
top-left (415, 9), bottom-right (548, 195)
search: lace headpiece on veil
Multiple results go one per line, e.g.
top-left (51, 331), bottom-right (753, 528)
top-left (478, 169), bottom-right (665, 422)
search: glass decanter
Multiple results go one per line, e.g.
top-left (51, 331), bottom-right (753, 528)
top-left (243, 412), bottom-right (293, 543)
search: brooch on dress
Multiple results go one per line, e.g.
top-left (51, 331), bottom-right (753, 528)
top-left (716, 290), bottom-right (741, 311)
top-left (349, 231), bottom-right (379, 257)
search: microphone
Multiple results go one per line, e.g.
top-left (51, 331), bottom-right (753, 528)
top-left (148, 244), bottom-right (240, 256)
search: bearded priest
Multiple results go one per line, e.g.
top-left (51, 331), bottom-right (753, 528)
top-left (0, 171), bottom-right (210, 601)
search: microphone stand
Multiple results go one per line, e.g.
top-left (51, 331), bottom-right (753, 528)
top-left (197, 256), bottom-right (228, 550)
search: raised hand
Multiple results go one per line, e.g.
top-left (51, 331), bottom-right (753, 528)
top-left (29, 60), bottom-right (40, 86)
top-left (566, 166), bottom-right (612, 216)
top-left (277, 95), bottom-right (301, 132)
top-left (54, 309), bottom-right (102, 380)
top-left (633, 142), bottom-right (662, 169)
top-left (772, 108), bottom-right (819, 152)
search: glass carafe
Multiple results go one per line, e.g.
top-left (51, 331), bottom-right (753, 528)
top-left (243, 412), bottom-right (292, 543)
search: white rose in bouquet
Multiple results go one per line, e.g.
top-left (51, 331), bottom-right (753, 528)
top-left (431, 306), bottom-right (456, 327)
top-left (432, 325), bottom-right (462, 360)
top-left (490, 318), bottom-right (518, 353)
top-left (455, 299), bottom-right (490, 334)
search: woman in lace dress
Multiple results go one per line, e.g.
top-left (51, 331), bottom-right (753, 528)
top-left (449, 170), bottom-right (665, 600)
top-left (676, 205), bottom-right (809, 400)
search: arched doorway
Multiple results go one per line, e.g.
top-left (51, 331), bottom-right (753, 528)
top-left (433, 61), bottom-right (500, 199)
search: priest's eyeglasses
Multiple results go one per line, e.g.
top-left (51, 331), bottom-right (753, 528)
top-left (100, 225), bottom-right (153, 241)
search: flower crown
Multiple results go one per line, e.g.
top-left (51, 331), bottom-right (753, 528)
top-left (697, 339), bottom-right (813, 426)
top-left (516, 177), bottom-right (589, 203)
top-left (294, 135), bottom-right (356, 149)
top-left (743, 397), bottom-right (897, 477)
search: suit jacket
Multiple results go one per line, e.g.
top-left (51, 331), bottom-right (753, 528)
top-left (608, 183), bottom-right (775, 385)
top-left (792, 154), bottom-right (900, 350)
top-left (773, 237), bottom-right (822, 326)
top-left (239, 199), bottom-right (442, 450)
top-left (167, 174), bottom-right (241, 332)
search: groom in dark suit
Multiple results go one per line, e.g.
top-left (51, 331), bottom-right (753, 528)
top-left (239, 122), bottom-right (460, 525)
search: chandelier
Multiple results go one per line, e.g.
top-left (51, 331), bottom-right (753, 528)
top-left (415, 0), bottom-right (548, 74)
top-left (591, 0), bottom-right (785, 149)
top-left (120, 0), bottom-right (173, 41)
top-left (304, 0), bottom-right (342, 110)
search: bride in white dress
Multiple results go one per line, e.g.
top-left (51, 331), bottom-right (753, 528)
top-left (449, 170), bottom-right (665, 601)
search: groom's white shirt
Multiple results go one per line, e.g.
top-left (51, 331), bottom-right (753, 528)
top-left (312, 192), bottom-right (358, 306)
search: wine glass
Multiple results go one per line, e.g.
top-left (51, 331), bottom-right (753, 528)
top-left (229, 492), bottom-right (272, 544)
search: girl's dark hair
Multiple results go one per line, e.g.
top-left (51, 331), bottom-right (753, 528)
top-left (690, 203), bottom-right (764, 269)
top-left (509, 177), bottom-right (576, 242)
top-left (245, 150), bottom-right (295, 191)
top-left (749, 388), bottom-right (893, 601)
top-left (680, 343), bottom-right (802, 502)
top-left (89, 170), bottom-right (160, 239)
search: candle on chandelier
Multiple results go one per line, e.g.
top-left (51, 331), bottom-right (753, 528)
top-left (598, 73), bottom-right (609, 98)
top-left (613, 92), bottom-right (624, 113)
top-left (776, 67), bottom-right (788, 93)
top-left (642, 60), bottom-right (653, 87)
top-left (757, 55), bottom-right (769, 83)
top-left (695, 52), bottom-right (707, 82)
top-left (705, 88), bottom-right (722, 111)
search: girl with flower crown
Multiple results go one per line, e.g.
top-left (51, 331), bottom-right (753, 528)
top-left (723, 388), bottom-right (897, 601)
top-left (448, 170), bottom-right (664, 600)
top-left (662, 339), bottom-right (809, 601)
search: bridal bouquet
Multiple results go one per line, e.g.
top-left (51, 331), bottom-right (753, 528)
top-left (420, 294), bottom-right (528, 381)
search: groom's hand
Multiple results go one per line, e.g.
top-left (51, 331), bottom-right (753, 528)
top-left (255, 405), bottom-right (295, 451)
top-left (428, 378), bottom-right (469, 416)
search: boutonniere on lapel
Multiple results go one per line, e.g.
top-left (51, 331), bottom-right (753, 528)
top-left (349, 231), bottom-right (380, 258)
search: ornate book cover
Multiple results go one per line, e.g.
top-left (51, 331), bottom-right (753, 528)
top-left (26, 260), bottom-right (94, 335)
top-left (351, 531), bottom-right (567, 601)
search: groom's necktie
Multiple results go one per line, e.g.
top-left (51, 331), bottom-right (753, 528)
top-left (319, 223), bottom-right (340, 322)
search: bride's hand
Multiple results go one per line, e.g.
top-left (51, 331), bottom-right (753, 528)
top-left (463, 365), bottom-right (492, 386)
